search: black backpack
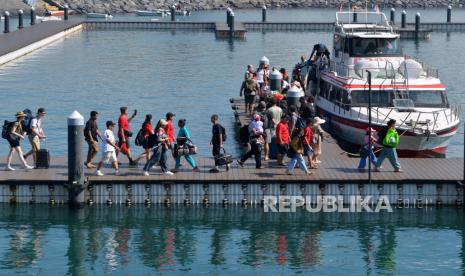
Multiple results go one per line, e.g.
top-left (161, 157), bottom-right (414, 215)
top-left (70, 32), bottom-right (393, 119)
top-left (296, 115), bottom-right (305, 130)
top-left (377, 126), bottom-right (388, 145)
top-left (1, 121), bottom-right (14, 140)
top-left (22, 109), bottom-right (34, 135)
top-left (220, 125), bottom-right (227, 142)
top-left (135, 129), bottom-right (145, 147)
top-left (239, 124), bottom-right (250, 144)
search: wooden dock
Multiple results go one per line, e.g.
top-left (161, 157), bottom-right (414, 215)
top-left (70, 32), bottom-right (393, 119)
top-left (215, 22), bottom-right (246, 39)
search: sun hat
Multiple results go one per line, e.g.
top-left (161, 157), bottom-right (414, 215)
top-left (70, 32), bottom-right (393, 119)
top-left (15, 111), bottom-right (26, 118)
top-left (314, 117), bottom-right (326, 125)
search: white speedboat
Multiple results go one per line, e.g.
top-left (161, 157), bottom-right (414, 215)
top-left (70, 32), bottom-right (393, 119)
top-left (304, 11), bottom-right (460, 157)
top-left (87, 13), bottom-right (113, 19)
top-left (136, 10), bottom-right (168, 16)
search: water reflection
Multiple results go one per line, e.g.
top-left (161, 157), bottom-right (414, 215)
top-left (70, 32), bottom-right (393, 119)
top-left (0, 205), bottom-right (463, 274)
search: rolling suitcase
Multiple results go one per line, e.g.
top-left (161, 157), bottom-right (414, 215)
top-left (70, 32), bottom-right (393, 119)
top-left (36, 140), bottom-right (50, 169)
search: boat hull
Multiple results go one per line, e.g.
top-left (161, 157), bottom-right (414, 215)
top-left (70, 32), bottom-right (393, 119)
top-left (317, 107), bottom-right (458, 158)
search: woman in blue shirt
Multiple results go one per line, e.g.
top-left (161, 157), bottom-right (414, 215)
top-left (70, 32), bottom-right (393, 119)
top-left (173, 119), bottom-right (200, 173)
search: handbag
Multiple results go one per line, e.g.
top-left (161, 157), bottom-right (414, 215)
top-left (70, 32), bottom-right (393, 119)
top-left (188, 144), bottom-right (197, 155)
top-left (176, 144), bottom-right (190, 156)
top-left (124, 129), bottom-right (133, 137)
top-left (214, 148), bottom-right (233, 166)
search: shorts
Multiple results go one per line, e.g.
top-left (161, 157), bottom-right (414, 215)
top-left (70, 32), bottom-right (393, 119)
top-left (245, 94), bottom-right (255, 104)
top-left (278, 144), bottom-right (288, 154)
top-left (7, 137), bottom-right (19, 148)
top-left (101, 151), bottom-right (117, 164)
top-left (304, 144), bottom-right (313, 157)
top-left (118, 139), bottom-right (130, 155)
top-left (29, 135), bottom-right (41, 152)
top-left (265, 128), bottom-right (276, 144)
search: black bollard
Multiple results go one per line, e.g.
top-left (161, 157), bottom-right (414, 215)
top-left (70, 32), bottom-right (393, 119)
top-left (18, 10), bottom-right (24, 29)
top-left (415, 12), bottom-right (420, 34)
top-left (390, 8), bottom-right (395, 24)
top-left (353, 12), bottom-right (357, 23)
top-left (262, 5), bottom-right (267, 22)
top-left (226, 8), bottom-right (231, 27)
top-left (229, 11), bottom-right (235, 39)
top-left (170, 5), bottom-right (176, 22)
top-left (447, 5), bottom-right (452, 23)
top-left (64, 4), bottom-right (69, 20)
top-left (30, 7), bottom-right (36, 25)
top-left (68, 111), bottom-right (85, 209)
top-left (4, 11), bottom-right (10, 34)
top-left (401, 10), bottom-right (406, 28)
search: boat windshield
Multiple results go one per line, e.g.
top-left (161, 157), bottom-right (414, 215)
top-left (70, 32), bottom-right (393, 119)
top-left (349, 37), bottom-right (402, 57)
top-left (350, 90), bottom-right (448, 108)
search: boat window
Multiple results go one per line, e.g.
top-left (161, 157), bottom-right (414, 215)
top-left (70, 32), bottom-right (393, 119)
top-left (408, 90), bottom-right (447, 108)
top-left (350, 90), bottom-right (394, 107)
top-left (349, 37), bottom-right (402, 57)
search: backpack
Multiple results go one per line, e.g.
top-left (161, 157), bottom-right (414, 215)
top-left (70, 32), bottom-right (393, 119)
top-left (244, 80), bottom-right (256, 95)
top-left (377, 126), bottom-right (388, 145)
top-left (296, 115), bottom-right (305, 130)
top-left (22, 109), bottom-right (34, 135)
top-left (1, 120), bottom-right (14, 140)
top-left (135, 128), bottom-right (145, 147)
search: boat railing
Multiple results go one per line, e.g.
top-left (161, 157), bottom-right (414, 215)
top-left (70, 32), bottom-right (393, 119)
top-left (404, 56), bottom-right (439, 79)
top-left (329, 60), bottom-right (398, 79)
top-left (335, 11), bottom-right (393, 34)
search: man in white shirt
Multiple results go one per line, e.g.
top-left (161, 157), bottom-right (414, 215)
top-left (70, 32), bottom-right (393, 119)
top-left (96, 121), bottom-right (120, 176)
top-left (24, 108), bottom-right (47, 165)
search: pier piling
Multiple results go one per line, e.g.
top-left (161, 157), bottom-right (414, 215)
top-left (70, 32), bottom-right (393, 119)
top-left (18, 10), bottom-right (24, 29)
top-left (64, 4), bottom-right (69, 21)
top-left (353, 12), bottom-right (357, 23)
top-left (262, 6), bottom-right (267, 22)
top-left (4, 11), bottom-right (10, 34)
top-left (401, 10), bottom-right (406, 28)
top-left (67, 111), bottom-right (85, 209)
top-left (447, 5), bottom-right (452, 23)
top-left (170, 5), bottom-right (176, 22)
top-left (390, 8), bottom-right (395, 24)
top-left (229, 11), bottom-right (235, 39)
top-left (226, 8), bottom-right (231, 27)
top-left (30, 7), bottom-right (36, 25)
top-left (415, 13), bottom-right (421, 36)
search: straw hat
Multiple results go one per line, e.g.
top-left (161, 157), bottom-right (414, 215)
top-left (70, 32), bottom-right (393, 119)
top-left (15, 111), bottom-right (26, 118)
top-left (314, 117), bottom-right (326, 125)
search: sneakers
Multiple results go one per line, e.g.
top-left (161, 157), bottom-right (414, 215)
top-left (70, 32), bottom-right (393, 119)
top-left (394, 168), bottom-right (404, 173)
top-left (143, 171), bottom-right (150, 176)
top-left (237, 160), bottom-right (244, 168)
top-left (95, 170), bottom-right (104, 176)
top-left (192, 167), bottom-right (200, 173)
top-left (5, 166), bottom-right (15, 171)
top-left (305, 170), bottom-right (313, 175)
top-left (163, 171), bottom-right (174, 176)
top-left (129, 161), bottom-right (138, 167)
top-left (374, 167), bottom-right (381, 172)
top-left (23, 165), bottom-right (34, 170)
top-left (286, 170), bottom-right (292, 175)
top-left (209, 168), bottom-right (220, 173)
top-left (172, 169), bottom-right (179, 174)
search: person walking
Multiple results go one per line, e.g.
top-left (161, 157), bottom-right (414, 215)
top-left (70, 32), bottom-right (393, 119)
top-left (209, 114), bottom-right (229, 173)
top-left (374, 119), bottom-right (402, 172)
top-left (299, 96), bottom-right (316, 122)
top-left (164, 112), bottom-right (176, 157)
top-left (95, 121), bottom-right (120, 176)
top-left (84, 111), bottom-right (101, 169)
top-left (240, 76), bottom-right (259, 114)
top-left (237, 114), bottom-right (265, 169)
top-left (24, 108), bottom-right (47, 165)
top-left (276, 115), bottom-right (290, 166)
top-left (303, 119), bottom-right (315, 169)
top-left (358, 127), bottom-right (378, 171)
top-left (286, 128), bottom-right (311, 175)
top-left (265, 98), bottom-right (282, 161)
top-left (136, 114), bottom-right (155, 163)
top-left (118, 106), bottom-right (137, 166)
top-left (5, 112), bottom-right (34, 171)
top-left (142, 119), bottom-right (173, 176)
top-left (173, 119), bottom-right (200, 173)
top-left (310, 117), bottom-right (325, 166)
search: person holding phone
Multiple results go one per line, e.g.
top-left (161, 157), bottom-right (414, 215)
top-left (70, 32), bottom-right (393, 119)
top-left (118, 106), bottom-right (137, 166)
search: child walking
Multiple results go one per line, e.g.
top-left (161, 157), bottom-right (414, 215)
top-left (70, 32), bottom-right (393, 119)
top-left (96, 121), bottom-right (120, 176)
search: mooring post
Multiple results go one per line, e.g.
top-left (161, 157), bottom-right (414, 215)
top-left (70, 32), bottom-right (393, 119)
top-left (64, 4), bottom-right (69, 20)
top-left (4, 11), bottom-right (10, 34)
top-left (447, 5), bottom-right (452, 23)
top-left (415, 13), bottom-right (420, 36)
top-left (353, 12), bottom-right (357, 23)
top-left (18, 10), bottom-right (24, 29)
top-left (68, 111), bottom-right (85, 209)
top-left (229, 11), bottom-right (235, 39)
top-left (262, 5), bottom-right (267, 22)
top-left (170, 5), bottom-right (176, 22)
top-left (463, 122), bottom-right (465, 210)
top-left (226, 8), bottom-right (231, 27)
top-left (401, 10), bottom-right (406, 28)
top-left (30, 7), bottom-right (36, 25)
top-left (390, 8), bottom-right (395, 24)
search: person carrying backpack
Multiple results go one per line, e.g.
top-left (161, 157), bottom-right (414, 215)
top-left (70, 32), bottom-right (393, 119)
top-left (5, 111), bottom-right (34, 171)
top-left (286, 128), bottom-right (312, 175)
top-left (24, 108), bottom-right (47, 165)
top-left (209, 114), bottom-right (229, 173)
top-left (240, 76), bottom-right (259, 114)
top-left (374, 119), bottom-right (402, 172)
top-left (237, 114), bottom-right (265, 169)
top-left (135, 114), bottom-right (155, 163)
